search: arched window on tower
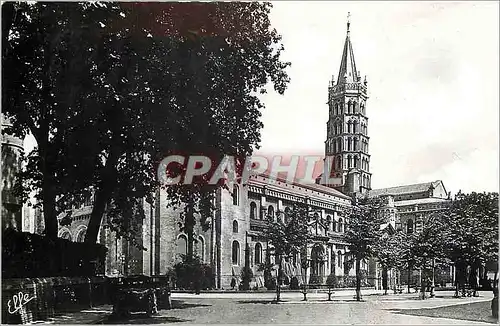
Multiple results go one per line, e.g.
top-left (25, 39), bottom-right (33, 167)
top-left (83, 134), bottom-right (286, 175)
top-left (332, 218), bottom-right (337, 232)
top-left (347, 138), bottom-right (352, 151)
top-left (198, 236), bottom-right (205, 263)
top-left (338, 138), bottom-right (342, 151)
top-left (76, 228), bottom-right (87, 243)
top-left (176, 234), bottom-right (187, 257)
top-left (347, 101), bottom-right (352, 114)
top-left (255, 243), bottom-right (262, 264)
top-left (232, 241), bottom-right (240, 265)
top-left (353, 101), bottom-right (358, 113)
top-left (338, 218), bottom-right (343, 232)
top-left (233, 220), bottom-right (239, 233)
top-left (336, 156), bottom-right (342, 170)
top-left (337, 251), bottom-right (342, 268)
top-left (353, 138), bottom-right (358, 151)
top-left (353, 121), bottom-right (358, 133)
top-left (334, 123), bottom-right (338, 135)
top-left (233, 184), bottom-right (239, 206)
top-left (250, 202), bottom-right (257, 219)
top-left (268, 205), bottom-right (274, 220)
top-left (347, 121), bottom-right (352, 133)
top-left (347, 155), bottom-right (352, 168)
top-left (354, 156), bottom-right (359, 168)
top-left (407, 219), bottom-right (414, 234)
top-left (284, 207), bottom-right (291, 224)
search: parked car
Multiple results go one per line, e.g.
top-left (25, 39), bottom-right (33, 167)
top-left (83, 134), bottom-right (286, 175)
top-left (111, 275), bottom-right (170, 317)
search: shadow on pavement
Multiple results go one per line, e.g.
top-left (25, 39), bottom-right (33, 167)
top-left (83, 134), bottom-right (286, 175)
top-left (236, 300), bottom-right (275, 304)
top-left (236, 299), bottom-right (366, 304)
top-left (99, 313), bottom-right (191, 324)
top-left (170, 299), bottom-right (212, 309)
top-left (386, 301), bottom-right (497, 324)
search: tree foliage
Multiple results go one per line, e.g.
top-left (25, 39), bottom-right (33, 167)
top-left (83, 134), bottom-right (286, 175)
top-left (263, 202), bottom-right (310, 300)
top-left (3, 2), bottom-right (290, 245)
top-left (344, 196), bottom-right (386, 300)
top-left (440, 191), bottom-right (498, 267)
top-left (265, 203), bottom-right (310, 259)
top-left (344, 196), bottom-right (386, 261)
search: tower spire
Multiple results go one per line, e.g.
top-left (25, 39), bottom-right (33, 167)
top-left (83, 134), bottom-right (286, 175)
top-left (337, 12), bottom-right (358, 84)
top-left (347, 12), bottom-right (351, 34)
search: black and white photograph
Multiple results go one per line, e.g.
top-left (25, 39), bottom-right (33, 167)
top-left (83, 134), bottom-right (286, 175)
top-left (1, 1), bottom-right (499, 325)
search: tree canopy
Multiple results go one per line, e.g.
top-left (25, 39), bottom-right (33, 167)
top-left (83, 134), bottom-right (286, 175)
top-left (2, 2), bottom-right (290, 244)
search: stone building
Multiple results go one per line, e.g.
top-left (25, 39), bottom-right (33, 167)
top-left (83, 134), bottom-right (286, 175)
top-left (370, 181), bottom-right (453, 286)
top-left (1, 115), bottom-right (24, 231)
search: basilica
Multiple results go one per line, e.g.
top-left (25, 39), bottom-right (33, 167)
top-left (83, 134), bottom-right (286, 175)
top-left (2, 17), bottom-right (452, 290)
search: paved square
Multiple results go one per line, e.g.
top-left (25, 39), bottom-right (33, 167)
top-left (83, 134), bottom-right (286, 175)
top-left (99, 291), bottom-right (497, 324)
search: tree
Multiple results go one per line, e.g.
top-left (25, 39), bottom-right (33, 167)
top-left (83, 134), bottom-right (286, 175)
top-left (3, 2), bottom-right (290, 245)
top-left (263, 202), bottom-right (310, 302)
top-left (373, 229), bottom-right (406, 295)
top-left (440, 192), bottom-right (499, 297)
top-left (407, 213), bottom-right (447, 299)
top-left (344, 196), bottom-right (386, 301)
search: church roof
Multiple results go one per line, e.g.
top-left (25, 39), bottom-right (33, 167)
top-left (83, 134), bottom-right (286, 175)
top-left (250, 173), bottom-right (351, 201)
top-left (369, 181), bottom-right (443, 198)
top-left (393, 197), bottom-right (450, 207)
top-left (337, 13), bottom-right (359, 84)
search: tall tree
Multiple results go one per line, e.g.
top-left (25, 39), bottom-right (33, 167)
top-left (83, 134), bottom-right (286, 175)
top-left (344, 196), bottom-right (386, 301)
top-left (407, 213), bottom-right (447, 299)
top-left (263, 203), bottom-right (310, 302)
top-left (3, 2), bottom-right (290, 245)
top-left (440, 192), bottom-right (499, 296)
top-left (2, 2), bottom-right (128, 239)
top-left (373, 229), bottom-right (406, 295)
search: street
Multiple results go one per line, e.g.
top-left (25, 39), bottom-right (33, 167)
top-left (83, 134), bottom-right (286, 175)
top-left (97, 291), bottom-right (496, 324)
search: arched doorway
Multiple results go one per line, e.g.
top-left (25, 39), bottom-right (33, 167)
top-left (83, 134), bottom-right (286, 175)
top-left (310, 245), bottom-right (326, 284)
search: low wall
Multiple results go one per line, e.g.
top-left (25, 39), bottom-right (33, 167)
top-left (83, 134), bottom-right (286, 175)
top-left (2, 276), bottom-right (109, 324)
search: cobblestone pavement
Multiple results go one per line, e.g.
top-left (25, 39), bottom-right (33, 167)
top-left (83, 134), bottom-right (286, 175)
top-left (98, 291), bottom-right (495, 324)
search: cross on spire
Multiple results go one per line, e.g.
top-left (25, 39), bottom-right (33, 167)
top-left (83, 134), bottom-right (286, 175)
top-left (347, 12), bottom-right (351, 33)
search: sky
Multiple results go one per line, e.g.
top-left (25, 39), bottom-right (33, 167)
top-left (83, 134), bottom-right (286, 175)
top-left (256, 1), bottom-right (499, 194)
top-left (20, 1), bottom-right (498, 196)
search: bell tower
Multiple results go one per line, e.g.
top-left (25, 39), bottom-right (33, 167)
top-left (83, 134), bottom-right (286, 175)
top-left (325, 13), bottom-right (371, 195)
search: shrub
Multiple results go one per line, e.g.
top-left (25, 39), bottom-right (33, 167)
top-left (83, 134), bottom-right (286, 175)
top-left (230, 278), bottom-right (236, 289)
top-left (308, 274), bottom-right (322, 288)
top-left (173, 255), bottom-right (213, 291)
top-left (326, 274), bottom-right (337, 289)
top-left (240, 266), bottom-right (253, 291)
top-left (265, 277), bottom-right (276, 290)
top-left (2, 229), bottom-right (107, 278)
top-left (290, 276), bottom-right (300, 290)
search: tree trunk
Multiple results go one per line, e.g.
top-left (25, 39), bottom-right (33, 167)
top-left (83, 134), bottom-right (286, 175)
top-left (355, 257), bottom-right (362, 301)
top-left (382, 267), bottom-right (388, 295)
top-left (41, 181), bottom-right (58, 239)
top-left (420, 260), bottom-right (426, 300)
top-left (85, 183), bottom-right (114, 243)
top-left (276, 254), bottom-right (282, 302)
top-left (40, 149), bottom-right (58, 239)
top-left (85, 151), bottom-right (118, 244)
top-left (185, 201), bottom-right (195, 260)
top-left (407, 263), bottom-right (412, 294)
